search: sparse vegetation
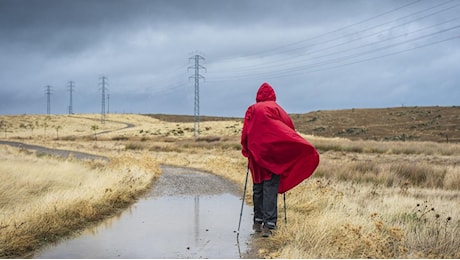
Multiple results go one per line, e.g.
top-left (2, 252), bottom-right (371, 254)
top-left (91, 124), bottom-right (99, 141)
top-left (292, 106), bottom-right (460, 142)
top-left (53, 125), bottom-right (62, 139)
top-left (0, 120), bottom-right (11, 137)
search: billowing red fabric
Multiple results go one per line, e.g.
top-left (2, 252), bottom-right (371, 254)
top-left (241, 83), bottom-right (320, 193)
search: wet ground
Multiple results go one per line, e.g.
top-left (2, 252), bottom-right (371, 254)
top-left (33, 165), bottom-right (257, 259)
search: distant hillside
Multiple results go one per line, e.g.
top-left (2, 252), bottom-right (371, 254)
top-left (144, 106), bottom-right (459, 143)
top-left (291, 106), bottom-right (460, 143)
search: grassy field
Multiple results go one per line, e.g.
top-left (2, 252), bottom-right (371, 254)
top-left (291, 106), bottom-right (460, 142)
top-left (0, 110), bottom-right (459, 258)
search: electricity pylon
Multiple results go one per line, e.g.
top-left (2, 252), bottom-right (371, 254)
top-left (44, 85), bottom-right (52, 115)
top-left (68, 81), bottom-right (75, 114)
top-left (188, 54), bottom-right (206, 137)
top-left (99, 76), bottom-right (108, 124)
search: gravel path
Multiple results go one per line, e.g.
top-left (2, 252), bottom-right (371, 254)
top-left (0, 140), bottom-right (108, 161)
top-left (148, 165), bottom-right (241, 197)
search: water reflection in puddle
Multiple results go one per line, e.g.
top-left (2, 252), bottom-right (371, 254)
top-left (35, 169), bottom-right (254, 258)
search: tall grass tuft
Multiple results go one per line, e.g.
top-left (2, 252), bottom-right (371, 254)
top-left (398, 201), bottom-right (460, 257)
top-left (390, 163), bottom-right (446, 188)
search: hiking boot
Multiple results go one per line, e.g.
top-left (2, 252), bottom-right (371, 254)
top-left (262, 227), bottom-right (272, 237)
top-left (253, 223), bottom-right (262, 233)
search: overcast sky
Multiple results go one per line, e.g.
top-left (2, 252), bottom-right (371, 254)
top-left (0, 0), bottom-right (459, 116)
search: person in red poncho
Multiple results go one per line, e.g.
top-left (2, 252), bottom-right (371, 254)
top-left (241, 82), bottom-right (320, 237)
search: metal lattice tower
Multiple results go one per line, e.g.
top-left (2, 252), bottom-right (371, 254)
top-left (188, 54), bottom-right (206, 137)
top-left (67, 81), bottom-right (75, 114)
top-left (44, 85), bottom-right (52, 115)
top-left (107, 94), bottom-right (110, 114)
top-left (99, 76), bottom-right (108, 124)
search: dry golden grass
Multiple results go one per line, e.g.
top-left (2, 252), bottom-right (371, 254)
top-left (268, 179), bottom-right (460, 258)
top-left (0, 114), bottom-right (126, 139)
top-left (115, 136), bottom-right (460, 258)
top-left (137, 146), bottom-right (460, 258)
top-left (0, 145), bottom-right (160, 258)
top-left (1, 113), bottom-right (459, 258)
top-left (0, 114), bottom-right (242, 141)
top-left (308, 134), bottom-right (460, 156)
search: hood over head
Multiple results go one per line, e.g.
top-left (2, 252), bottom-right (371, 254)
top-left (256, 82), bottom-right (276, 102)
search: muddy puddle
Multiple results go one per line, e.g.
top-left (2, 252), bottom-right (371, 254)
top-left (34, 165), bottom-right (256, 259)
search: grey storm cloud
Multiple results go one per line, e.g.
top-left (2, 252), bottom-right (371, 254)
top-left (0, 0), bottom-right (352, 50)
top-left (0, 0), bottom-right (459, 116)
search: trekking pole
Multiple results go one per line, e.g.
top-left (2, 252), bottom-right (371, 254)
top-left (237, 165), bottom-right (250, 239)
top-left (283, 193), bottom-right (287, 224)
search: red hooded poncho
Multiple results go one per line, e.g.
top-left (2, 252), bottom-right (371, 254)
top-left (241, 83), bottom-right (320, 193)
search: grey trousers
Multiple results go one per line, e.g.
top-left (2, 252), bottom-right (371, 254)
top-left (253, 174), bottom-right (280, 229)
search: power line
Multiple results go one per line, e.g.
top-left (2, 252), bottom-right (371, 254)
top-left (149, 79), bottom-right (189, 97)
top-left (147, 63), bottom-right (189, 97)
top-left (303, 17), bottom-right (460, 65)
top-left (140, 1), bottom-right (458, 103)
top-left (152, 62), bottom-right (189, 87)
top-left (223, 4), bottom-right (460, 75)
top-left (273, 0), bottom-right (457, 59)
top-left (214, 22), bottom-right (460, 82)
top-left (209, 0), bottom-right (460, 77)
top-left (207, 13), bottom-right (460, 81)
top-left (213, 0), bottom-right (423, 62)
top-left (210, 33), bottom-right (459, 82)
top-left (305, 34), bottom-right (460, 75)
top-left (143, 1), bottom-right (459, 102)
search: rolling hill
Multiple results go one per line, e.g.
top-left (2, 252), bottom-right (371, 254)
top-left (291, 106), bottom-right (460, 142)
top-left (147, 106), bottom-right (459, 142)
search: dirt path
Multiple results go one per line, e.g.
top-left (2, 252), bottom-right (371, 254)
top-left (69, 115), bottom-right (136, 136)
top-left (148, 165), bottom-right (241, 196)
top-left (0, 140), bottom-right (108, 161)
